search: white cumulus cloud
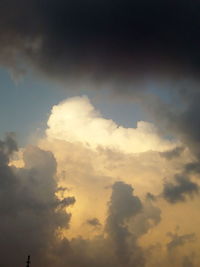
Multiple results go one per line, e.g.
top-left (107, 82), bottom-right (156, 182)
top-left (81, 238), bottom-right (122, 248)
top-left (46, 96), bottom-right (178, 154)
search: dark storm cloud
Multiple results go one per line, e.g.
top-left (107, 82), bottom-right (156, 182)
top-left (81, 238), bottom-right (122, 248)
top-left (1, 0), bottom-right (200, 82)
top-left (0, 137), bottom-right (75, 267)
top-left (162, 174), bottom-right (199, 203)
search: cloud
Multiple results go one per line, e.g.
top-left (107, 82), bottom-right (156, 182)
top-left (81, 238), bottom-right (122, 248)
top-left (148, 87), bottom-right (200, 160)
top-left (182, 255), bottom-right (195, 267)
top-left (4, 93), bottom-right (200, 265)
top-left (1, 1), bottom-right (200, 83)
top-left (0, 136), bottom-right (75, 267)
top-left (46, 96), bottom-right (177, 154)
top-left (2, 124), bottom-right (200, 266)
top-left (167, 232), bottom-right (196, 251)
top-left (143, 88), bottom-right (200, 207)
top-left (162, 174), bottom-right (199, 203)
top-left (60, 181), bottom-right (146, 267)
top-left (105, 181), bottom-right (143, 266)
top-left (87, 218), bottom-right (101, 227)
top-left (160, 146), bottom-right (185, 160)
top-left (1, 133), bottom-right (166, 267)
top-left (36, 94), bottom-right (200, 265)
top-left (23, 180), bottom-right (159, 267)
top-left (184, 162), bottom-right (200, 175)
top-left (129, 196), bottom-right (161, 238)
top-left (0, 132), bottom-right (18, 165)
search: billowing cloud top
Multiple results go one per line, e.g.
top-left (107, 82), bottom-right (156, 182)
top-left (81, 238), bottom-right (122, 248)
top-left (46, 96), bottom-right (177, 153)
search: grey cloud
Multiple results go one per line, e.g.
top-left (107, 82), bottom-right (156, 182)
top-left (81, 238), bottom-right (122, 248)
top-left (150, 87), bottom-right (200, 163)
top-left (167, 232), bottom-right (196, 251)
top-left (162, 174), bottom-right (199, 203)
top-left (105, 181), bottom-right (144, 266)
top-left (57, 186), bottom-right (70, 192)
top-left (160, 146), bottom-right (184, 160)
top-left (184, 162), bottom-right (200, 175)
top-left (87, 218), bottom-right (101, 227)
top-left (170, 89), bottom-right (200, 160)
top-left (107, 181), bottom-right (142, 225)
top-left (0, 137), bottom-right (75, 267)
top-left (59, 196), bottom-right (76, 208)
top-left (152, 88), bottom-right (200, 207)
top-left (146, 192), bottom-right (157, 201)
top-left (182, 255), bottom-right (195, 267)
top-left (45, 181), bottom-right (147, 267)
top-left (0, 139), bottom-right (153, 267)
top-left (0, 132), bottom-right (17, 166)
top-left (129, 196), bottom-right (161, 238)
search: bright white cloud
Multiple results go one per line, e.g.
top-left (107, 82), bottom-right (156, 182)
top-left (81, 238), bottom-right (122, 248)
top-left (46, 96), bottom-right (177, 153)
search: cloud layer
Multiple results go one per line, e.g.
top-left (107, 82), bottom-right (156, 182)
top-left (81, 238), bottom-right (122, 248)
top-left (1, 1), bottom-right (200, 83)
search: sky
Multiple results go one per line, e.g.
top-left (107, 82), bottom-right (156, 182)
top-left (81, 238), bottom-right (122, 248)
top-left (1, 1), bottom-right (200, 267)
top-left (0, 68), bottom-right (148, 145)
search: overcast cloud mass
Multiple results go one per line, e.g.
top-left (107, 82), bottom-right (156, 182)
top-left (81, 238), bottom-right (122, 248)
top-left (1, 1), bottom-right (200, 267)
top-left (1, 0), bottom-right (200, 84)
